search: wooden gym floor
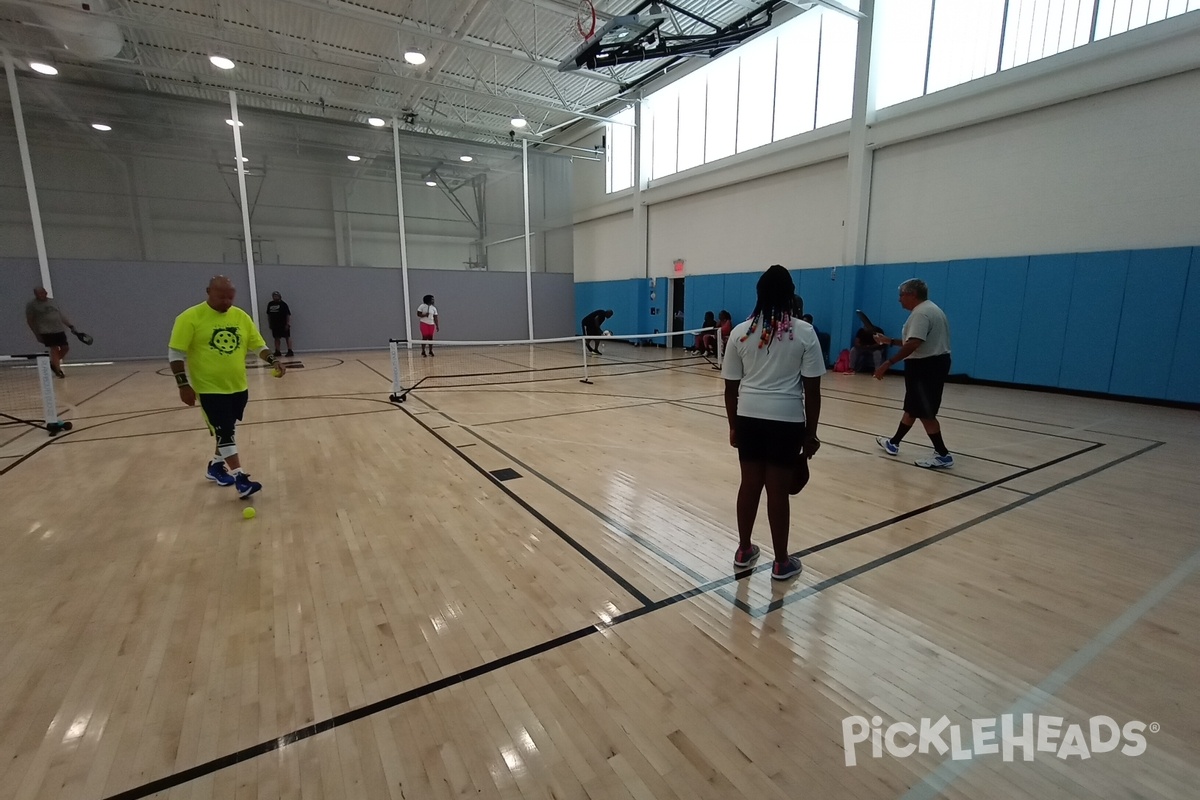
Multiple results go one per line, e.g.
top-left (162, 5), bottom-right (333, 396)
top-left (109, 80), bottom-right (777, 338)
top-left (1, 345), bottom-right (1198, 799)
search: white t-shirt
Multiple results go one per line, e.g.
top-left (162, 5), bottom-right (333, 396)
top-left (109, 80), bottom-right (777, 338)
top-left (721, 317), bottom-right (826, 422)
top-left (902, 300), bottom-right (951, 359)
top-left (417, 304), bottom-right (438, 325)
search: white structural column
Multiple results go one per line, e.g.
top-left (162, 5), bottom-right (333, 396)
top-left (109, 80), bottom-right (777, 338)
top-left (228, 90), bottom-right (260, 325)
top-left (844, 0), bottom-right (878, 267)
top-left (4, 52), bottom-right (52, 294)
top-left (631, 96), bottom-right (648, 279)
top-left (522, 138), bottom-right (534, 340)
top-left (393, 118), bottom-right (414, 345)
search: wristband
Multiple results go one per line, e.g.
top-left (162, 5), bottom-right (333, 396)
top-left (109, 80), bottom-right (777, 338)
top-left (265, 353), bottom-right (276, 365)
top-left (174, 372), bottom-right (190, 387)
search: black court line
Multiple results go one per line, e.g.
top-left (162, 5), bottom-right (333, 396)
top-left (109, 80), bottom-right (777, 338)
top-left (753, 440), bottom-right (1165, 615)
top-left (94, 368), bottom-right (1168, 800)
top-left (398, 398), bottom-right (653, 607)
top-left (0, 370), bottom-right (141, 476)
top-left (54, 407), bottom-right (397, 445)
top-left (95, 438), bottom-right (1163, 800)
top-left (471, 397), bottom-right (675, 427)
top-left (665, 398), bottom-right (1046, 477)
top-left (819, 383), bottom-right (1163, 443)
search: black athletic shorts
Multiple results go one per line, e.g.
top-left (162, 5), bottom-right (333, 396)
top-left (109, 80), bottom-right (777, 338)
top-left (903, 353), bottom-right (952, 418)
top-left (270, 326), bottom-right (290, 339)
top-left (735, 416), bottom-right (807, 466)
top-left (199, 390), bottom-right (249, 434)
top-left (38, 331), bottom-right (69, 348)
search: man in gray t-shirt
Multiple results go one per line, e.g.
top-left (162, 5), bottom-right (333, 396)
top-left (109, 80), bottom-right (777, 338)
top-left (872, 278), bottom-right (955, 469)
top-left (25, 287), bottom-right (76, 378)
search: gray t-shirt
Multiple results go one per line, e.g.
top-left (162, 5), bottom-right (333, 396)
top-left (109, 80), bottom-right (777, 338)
top-left (25, 299), bottom-right (66, 335)
top-left (902, 300), bottom-right (951, 359)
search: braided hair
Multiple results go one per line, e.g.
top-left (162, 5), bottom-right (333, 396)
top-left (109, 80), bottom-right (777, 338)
top-left (741, 264), bottom-right (796, 351)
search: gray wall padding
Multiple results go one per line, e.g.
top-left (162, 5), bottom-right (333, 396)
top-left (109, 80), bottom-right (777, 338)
top-left (1, 259), bottom-right (574, 359)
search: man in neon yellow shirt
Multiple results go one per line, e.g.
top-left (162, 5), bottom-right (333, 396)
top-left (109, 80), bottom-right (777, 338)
top-left (169, 276), bottom-right (284, 498)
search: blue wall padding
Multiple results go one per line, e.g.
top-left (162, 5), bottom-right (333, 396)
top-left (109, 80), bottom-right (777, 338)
top-left (1109, 247), bottom-right (1190, 398)
top-left (577, 244), bottom-right (1200, 402)
top-left (1059, 250), bottom-right (1130, 393)
top-left (1014, 254), bottom-right (1076, 387)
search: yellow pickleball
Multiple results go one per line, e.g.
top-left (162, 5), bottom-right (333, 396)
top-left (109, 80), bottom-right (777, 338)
top-left (243, 507), bottom-right (256, 519)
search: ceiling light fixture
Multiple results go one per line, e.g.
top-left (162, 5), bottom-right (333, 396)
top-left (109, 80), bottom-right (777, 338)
top-left (404, 49), bottom-right (426, 66)
top-left (239, 156), bottom-right (249, 162)
top-left (225, 119), bottom-right (244, 127)
top-left (209, 55), bottom-right (236, 70)
top-left (91, 123), bottom-right (112, 132)
top-left (368, 117), bottom-right (386, 127)
top-left (459, 155), bottom-right (473, 162)
top-left (347, 154), bottom-right (362, 162)
top-left (425, 179), bottom-right (437, 186)
top-left (510, 116), bottom-right (528, 128)
top-left (30, 62), bottom-right (58, 76)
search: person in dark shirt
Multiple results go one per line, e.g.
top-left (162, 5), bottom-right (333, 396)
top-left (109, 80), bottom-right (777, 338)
top-left (265, 291), bottom-right (293, 357)
top-left (581, 309), bottom-right (613, 355)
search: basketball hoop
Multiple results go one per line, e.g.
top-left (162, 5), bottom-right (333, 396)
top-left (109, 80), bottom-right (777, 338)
top-left (575, 0), bottom-right (597, 41)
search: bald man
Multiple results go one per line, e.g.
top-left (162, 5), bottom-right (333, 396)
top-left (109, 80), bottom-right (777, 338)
top-left (168, 276), bottom-right (284, 499)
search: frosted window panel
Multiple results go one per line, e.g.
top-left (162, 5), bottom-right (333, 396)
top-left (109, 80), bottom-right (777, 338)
top-left (676, 74), bottom-right (707, 172)
top-left (873, 0), bottom-right (933, 108)
top-left (650, 90), bottom-right (678, 180)
top-left (606, 108), bottom-right (634, 193)
top-left (704, 55), bottom-right (739, 163)
top-left (737, 36), bottom-right (777, 153)
top-left (773, 14), bottom-right (819, 140)
top-left (1094, 0), bottom-right (1136, 39)
top-left (926, 0), bottom-right (1004, 94)
top-left (814, 11), bottom-right (857, 129)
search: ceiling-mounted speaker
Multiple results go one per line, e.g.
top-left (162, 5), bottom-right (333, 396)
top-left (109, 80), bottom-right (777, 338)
top-left (35, 0), bottom-right (126, 61)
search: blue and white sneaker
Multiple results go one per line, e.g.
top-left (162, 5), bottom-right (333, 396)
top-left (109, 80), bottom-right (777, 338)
top-left (876, 436), bottom-right (899, 456)
top-left (234, 472), bottom-right (262, 498)
top-left (915, 453), bottom-right (954, 469)
top-left (205, 460), bottom-right (236, 486)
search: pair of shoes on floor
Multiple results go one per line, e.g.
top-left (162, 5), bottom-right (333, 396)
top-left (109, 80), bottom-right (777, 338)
top-left (876, 436), bottom-right (954, 468)
top-left (285, 350), bottom-right (294, 357)
top-left (205, 461), bottom-right (262, 498)
top-left (732, 545), bottom-right (803, 581)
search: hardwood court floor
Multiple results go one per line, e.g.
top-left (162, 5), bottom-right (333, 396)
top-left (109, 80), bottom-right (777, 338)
top-left (1, 348), bottom-right (1198, 799)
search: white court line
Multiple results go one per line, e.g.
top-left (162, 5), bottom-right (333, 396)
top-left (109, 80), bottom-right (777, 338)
top-left (899, 544), bottom-right (1200, 800)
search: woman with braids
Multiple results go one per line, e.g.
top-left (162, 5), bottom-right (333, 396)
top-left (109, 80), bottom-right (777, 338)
top-left (721, 265), bottom-right (825, 580)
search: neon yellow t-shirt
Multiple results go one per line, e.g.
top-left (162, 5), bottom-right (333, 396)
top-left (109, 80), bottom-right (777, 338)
top-left (168, 302), bottom-right (266, 394)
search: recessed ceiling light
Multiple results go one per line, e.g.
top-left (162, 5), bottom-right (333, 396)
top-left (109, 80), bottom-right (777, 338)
top-left (459, 155), bottom-right (473, 162)
top-left (209, 55), bottom-right (236, 70)
top-left (347, 154), bottom-right (362, 162)
top-left (30, 62), bottom-right (58, 76)
top-left (404, 49), bottom-right (426, 66)
top-left (510, 116), bottom-right (528, 128)
top-left (425, 180), bottom-right (437, 186)
top-left (225, 119), bottom-right (244, 127)
top-left (368, 117), bottom-right (385, 127)
top-left (91, 123), bottom-right (112, 132)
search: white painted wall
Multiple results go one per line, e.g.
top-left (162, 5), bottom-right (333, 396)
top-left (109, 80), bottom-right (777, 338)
top-left (573, 212), bottom-right (635, 282)
top-left (647, 159), bottom-right (849, 276)
top-left (868, 69), bottom-right (1200, 263)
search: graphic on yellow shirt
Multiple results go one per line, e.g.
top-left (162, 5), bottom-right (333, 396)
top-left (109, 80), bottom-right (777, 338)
top-left (209, 327), bottom-right (243, 355)
top-left (169, 303), bottom-right (265, 395)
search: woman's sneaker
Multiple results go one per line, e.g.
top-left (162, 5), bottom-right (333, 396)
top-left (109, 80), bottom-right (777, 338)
top-left (733, 544), bottom-right (760, 568)
top-left (771, 556), bottom-right (803, 581)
